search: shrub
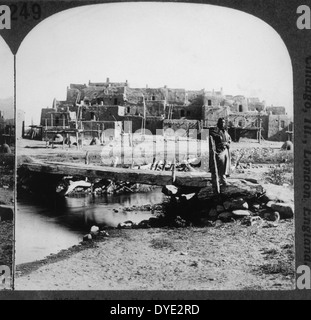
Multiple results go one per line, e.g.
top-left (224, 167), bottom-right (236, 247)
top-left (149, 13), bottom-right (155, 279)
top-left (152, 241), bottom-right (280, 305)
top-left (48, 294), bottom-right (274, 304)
top-left (264, 164), bottom-right (294, 186)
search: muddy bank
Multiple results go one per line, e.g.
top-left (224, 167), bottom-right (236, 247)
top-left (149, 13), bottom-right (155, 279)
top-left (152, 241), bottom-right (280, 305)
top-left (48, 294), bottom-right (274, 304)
top-left (15, 220), bottom-right (294, 290)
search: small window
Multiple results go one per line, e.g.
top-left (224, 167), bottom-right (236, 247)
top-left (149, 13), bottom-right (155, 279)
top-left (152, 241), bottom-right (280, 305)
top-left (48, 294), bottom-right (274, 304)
top-left (208, 100), bottom-right (212, 106)
top-left (114, 98), bottom-right (118, 105)
top-left (281, 121), bottom-right (285, 129)
top-left (239, 105), bottom-right (243, 112)
top-left (180, 110), bottom-right (185, 117)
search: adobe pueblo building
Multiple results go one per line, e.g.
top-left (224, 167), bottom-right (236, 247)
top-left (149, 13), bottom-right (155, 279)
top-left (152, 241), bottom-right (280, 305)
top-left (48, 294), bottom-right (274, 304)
top-left (0, 110), bottom-right (14, 146)
top-left (37, 78), bottom-right (293, 143)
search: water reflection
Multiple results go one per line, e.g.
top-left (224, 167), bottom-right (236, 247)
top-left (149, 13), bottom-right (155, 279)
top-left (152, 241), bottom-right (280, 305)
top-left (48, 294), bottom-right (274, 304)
top-left (16, 189), bottom-right (164, 264)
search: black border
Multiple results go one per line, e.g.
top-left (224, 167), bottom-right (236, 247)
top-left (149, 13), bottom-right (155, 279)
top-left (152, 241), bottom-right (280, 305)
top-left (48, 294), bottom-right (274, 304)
top-left (0, 0), bottom-right (310, 299)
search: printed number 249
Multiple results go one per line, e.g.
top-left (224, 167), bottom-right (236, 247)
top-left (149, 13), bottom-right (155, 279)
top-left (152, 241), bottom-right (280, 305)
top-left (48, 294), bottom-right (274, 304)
top-left (10, 3), bottom-right (41, 21)
top-left (0, 266), bottom-right (11, 289)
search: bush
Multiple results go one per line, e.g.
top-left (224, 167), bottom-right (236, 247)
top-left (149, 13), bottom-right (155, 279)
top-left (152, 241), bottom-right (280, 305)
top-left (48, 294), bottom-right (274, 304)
top-left (264, 164), bottom-right (294, 186)
top-left (231, 148), bottom-right (294, 165)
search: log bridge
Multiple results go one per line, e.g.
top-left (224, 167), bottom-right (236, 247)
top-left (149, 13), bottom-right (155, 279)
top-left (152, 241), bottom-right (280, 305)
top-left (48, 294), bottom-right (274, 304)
top-left (20, 161), bottom-right (212, 188)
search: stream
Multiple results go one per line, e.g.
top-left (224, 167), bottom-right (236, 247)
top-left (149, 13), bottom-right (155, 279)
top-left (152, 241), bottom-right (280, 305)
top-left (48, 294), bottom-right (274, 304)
top-left (16, 189), bottom-right (165, 265)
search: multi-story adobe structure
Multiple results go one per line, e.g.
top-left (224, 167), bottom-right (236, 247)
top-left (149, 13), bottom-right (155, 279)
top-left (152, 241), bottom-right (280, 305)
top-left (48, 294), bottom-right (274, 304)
top-left (39, 78), bottom-right (293, 142)
top-left (0, 111), bottom-right (15, 145)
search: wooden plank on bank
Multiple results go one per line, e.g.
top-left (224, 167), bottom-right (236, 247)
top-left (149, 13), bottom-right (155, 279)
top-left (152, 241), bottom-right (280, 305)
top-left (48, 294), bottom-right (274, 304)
top-left (21, 161), bottom-right (212, 188)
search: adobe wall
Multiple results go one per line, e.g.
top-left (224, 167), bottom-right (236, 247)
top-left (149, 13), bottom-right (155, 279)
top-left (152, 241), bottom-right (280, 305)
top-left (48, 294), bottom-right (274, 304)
top-left (170, 102), bottom-right (203, 120)
top-left (83, 106), bottom-right (126, 122)
top-left (266, 106), bottom-right (286, 115)
top-left (202, 106), bottom-right (229, 127)
top-left (267, 115), bottom-right (293, 141)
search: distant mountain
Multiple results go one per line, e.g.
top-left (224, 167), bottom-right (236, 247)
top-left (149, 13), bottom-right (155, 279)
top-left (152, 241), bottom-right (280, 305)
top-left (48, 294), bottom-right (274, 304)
top-left (0, 97), bottom-right (14, 120)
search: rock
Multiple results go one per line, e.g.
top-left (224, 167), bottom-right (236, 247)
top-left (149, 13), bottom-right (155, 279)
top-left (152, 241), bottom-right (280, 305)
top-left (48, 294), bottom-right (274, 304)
top-left (241, 216), bottom-right (263, 226)
top-left (208, 208), bottom-right (218, 217)
top-left (260, 184), bottom-right (294, 204)
top-left (250, 216), bottom-right (263, 226)
top-left (162, 185), bottom-right (179, 196)
top-left (0, 205), bottom-right (14, 221)
top-left (218, 212), bottom-right (233, 222)
top-left (83, 234), bottom-right (92, 241)
top-left (118, 221), bottom-right (134, 229)
top-left (223, 201), bottom-right (231, 210)
top-left (232, 210), bottom-right (251, 217)
top-left (245, 178), bottom-right (258, 184)
top-left (180, 252), bottom-right (188, 256)
top-left (180, 193), bottom-right (196, 202)
top-left (197, 179), bottom-right (263, 201)
top-left (200, 218), bottom-right (215, 227)
top-left (100, 231), bottom-right (109, 237)
top-left (270, 203), bottom-right (294, 219)
top-left (241, 217), bottom-right (252, 226)
top-left (240, 202), bottom-right (249, 210)
top-left (251, 204), bottom-right (261, 211)
top-left (64, 180), bottom-right (92, 196)
top-left (174, 216), bottom-right (187, 228)
top-left (262, 222), bottom-right (279, 228)
top-left (90, 226), bottom-right (99, 235)
top-left (216, 205), bottom-right (225, 213)
top-left (138, 220), bottom-right (151, 229)
top-left (190, 261), bottom-right (199, 267)
top-left (223, 199), bottom-right (249, 210)
top-left (266, 201), bottom-right (274, 208)
top-left (264, 212), bottom-right (280, 222)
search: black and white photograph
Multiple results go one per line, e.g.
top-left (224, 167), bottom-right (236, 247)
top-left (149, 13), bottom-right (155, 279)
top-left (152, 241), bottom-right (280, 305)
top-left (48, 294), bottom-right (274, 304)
top-left (0, 29), bottom-right (14, 290)
top-left (12, 2), bottom-right (296, 291)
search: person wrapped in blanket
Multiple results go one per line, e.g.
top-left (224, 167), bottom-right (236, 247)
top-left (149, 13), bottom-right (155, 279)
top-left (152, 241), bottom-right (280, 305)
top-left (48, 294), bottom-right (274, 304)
top-left (209, 118), bottom-right (232, 191)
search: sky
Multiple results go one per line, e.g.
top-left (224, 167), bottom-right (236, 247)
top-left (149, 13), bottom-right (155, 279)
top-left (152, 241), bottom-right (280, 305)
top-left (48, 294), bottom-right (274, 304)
top-left (16, 2), bottom-right (293, 125)
top-left (0, 37), bottom-right (14, 100)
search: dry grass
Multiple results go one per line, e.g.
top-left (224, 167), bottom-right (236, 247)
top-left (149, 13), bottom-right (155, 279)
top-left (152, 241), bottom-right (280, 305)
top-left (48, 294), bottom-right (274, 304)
top-left (263, 164), bottom-right (294, 186)
top-left (231, 148), bottom-right (293, 165)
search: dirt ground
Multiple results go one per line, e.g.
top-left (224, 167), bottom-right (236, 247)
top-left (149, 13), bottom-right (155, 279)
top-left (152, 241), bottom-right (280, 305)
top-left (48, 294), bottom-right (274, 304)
top-left (15, 221), bottom-right (294, 290)
top-left (15, 138), bottom-right (295, 291)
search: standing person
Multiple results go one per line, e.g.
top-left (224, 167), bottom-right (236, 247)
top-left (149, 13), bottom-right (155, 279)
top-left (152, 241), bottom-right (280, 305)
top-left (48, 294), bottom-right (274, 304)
top-left (209, 118), bottom-right (232, 192)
